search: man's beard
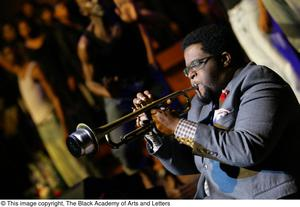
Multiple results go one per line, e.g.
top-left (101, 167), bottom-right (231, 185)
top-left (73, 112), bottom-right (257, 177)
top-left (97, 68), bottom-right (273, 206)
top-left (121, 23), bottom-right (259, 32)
top-left (195, 85), bottom-right (214, 104)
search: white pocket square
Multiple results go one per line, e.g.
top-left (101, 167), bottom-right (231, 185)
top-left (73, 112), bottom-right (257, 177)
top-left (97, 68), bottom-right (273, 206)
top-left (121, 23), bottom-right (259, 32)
top-left (213, 108), bottom-right (231, 123)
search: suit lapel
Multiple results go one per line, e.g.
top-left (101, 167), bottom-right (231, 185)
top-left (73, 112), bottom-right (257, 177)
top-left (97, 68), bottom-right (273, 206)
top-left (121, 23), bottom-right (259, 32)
top-left (198, 102), bottom-right (215, 123)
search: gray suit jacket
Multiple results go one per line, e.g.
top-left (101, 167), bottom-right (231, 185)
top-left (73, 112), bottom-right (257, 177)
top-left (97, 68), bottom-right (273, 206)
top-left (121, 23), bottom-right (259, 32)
top-left (152, 62), bottom-right (300, 199)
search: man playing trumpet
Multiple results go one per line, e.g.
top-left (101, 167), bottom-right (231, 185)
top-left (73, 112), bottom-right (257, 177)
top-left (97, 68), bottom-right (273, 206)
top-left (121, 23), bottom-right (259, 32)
top-left (133, 24), bottom-right (300, 199)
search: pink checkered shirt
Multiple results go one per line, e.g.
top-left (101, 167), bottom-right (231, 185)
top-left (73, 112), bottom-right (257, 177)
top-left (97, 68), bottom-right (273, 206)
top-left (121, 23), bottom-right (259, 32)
top-left (174, 118), bottom-right (198, 139)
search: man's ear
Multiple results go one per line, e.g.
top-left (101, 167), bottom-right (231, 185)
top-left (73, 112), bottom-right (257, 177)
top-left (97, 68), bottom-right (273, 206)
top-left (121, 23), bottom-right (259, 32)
top-left (221, 52), bottom-right (231, 67)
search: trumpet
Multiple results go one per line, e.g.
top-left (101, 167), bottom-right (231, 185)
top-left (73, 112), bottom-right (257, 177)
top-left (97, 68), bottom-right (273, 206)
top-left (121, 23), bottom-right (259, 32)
top-left (66, 87), bottom-right (196, 158)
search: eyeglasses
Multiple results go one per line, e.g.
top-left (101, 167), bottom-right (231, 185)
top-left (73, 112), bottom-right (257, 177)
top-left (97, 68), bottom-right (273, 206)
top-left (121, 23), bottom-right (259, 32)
top-left (183, 56), bottom-right (214, 77)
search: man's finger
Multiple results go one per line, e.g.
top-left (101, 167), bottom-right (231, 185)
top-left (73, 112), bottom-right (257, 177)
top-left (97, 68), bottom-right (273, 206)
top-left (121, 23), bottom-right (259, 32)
top-left (144, 90), bottom-right (152, 99)
top-left (133, 97), bottom-right (142, 107)
top-left (137, 92), bottom-right (147, 101)
top-left (151, 109), bottom-right (161, 115)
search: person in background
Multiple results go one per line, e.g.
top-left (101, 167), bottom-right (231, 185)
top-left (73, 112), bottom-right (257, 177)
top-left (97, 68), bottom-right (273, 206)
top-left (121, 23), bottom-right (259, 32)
top-left (220, 0), bottom-right (300, 102)
top-left (262, 0), bottom-right (300, 54)
top-left (75, 0), bottom-right (156, 177)
top-left (0, 22), bottom-right (20, 48)
top-left (18, 0), bottom-right (37, 20)
top-left (260, 0), bottom-right (300, 89)
top-left (0, 56), bottom-right (32, 199)
top-left (0, 45), bottom-right (88, 190)
top-left (133, 24), bottom-right (300, 199)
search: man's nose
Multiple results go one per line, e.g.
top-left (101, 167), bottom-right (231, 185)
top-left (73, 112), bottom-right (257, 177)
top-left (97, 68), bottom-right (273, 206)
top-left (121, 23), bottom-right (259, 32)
top-left (188, 70), bottom-right (197, 80)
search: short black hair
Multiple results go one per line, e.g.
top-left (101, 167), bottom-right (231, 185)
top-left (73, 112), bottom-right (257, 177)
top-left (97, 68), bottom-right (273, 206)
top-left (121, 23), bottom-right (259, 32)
top-left (182, 24), bottom-right (247, 66)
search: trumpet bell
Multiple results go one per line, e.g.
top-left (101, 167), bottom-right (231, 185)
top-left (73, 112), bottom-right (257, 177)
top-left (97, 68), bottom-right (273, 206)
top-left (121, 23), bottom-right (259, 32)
top-left (66, 123), bottom-right (98, 157)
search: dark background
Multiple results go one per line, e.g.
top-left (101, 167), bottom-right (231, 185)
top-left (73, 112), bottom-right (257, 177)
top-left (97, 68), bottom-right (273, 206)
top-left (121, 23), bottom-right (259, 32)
top-left (0, 0), bottom-right (22, 23)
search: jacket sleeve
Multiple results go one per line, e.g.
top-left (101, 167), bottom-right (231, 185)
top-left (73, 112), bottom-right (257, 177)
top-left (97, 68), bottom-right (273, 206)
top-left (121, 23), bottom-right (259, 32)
top-left (148, 135), bottom-right (200, 175)
top-left (193, 66), bottom-right (298, 167)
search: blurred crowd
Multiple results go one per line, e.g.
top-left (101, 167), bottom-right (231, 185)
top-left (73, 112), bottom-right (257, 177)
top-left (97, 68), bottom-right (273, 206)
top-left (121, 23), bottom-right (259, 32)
top-left (0, 0), bottom-right (299, 199)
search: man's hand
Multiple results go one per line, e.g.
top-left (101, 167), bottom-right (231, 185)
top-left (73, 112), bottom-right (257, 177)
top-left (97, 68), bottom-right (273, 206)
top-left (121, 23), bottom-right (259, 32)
top-left (133, 90), bottom-right (180, 135)
top-left (151, 109), bottom-right (180, 136)
top-left (133, 90), bottom-right (153, 127)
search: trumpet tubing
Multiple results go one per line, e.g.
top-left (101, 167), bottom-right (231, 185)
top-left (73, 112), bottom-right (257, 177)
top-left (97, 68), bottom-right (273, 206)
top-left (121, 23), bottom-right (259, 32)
top-left (66, 87), bottom-right (195, 158)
